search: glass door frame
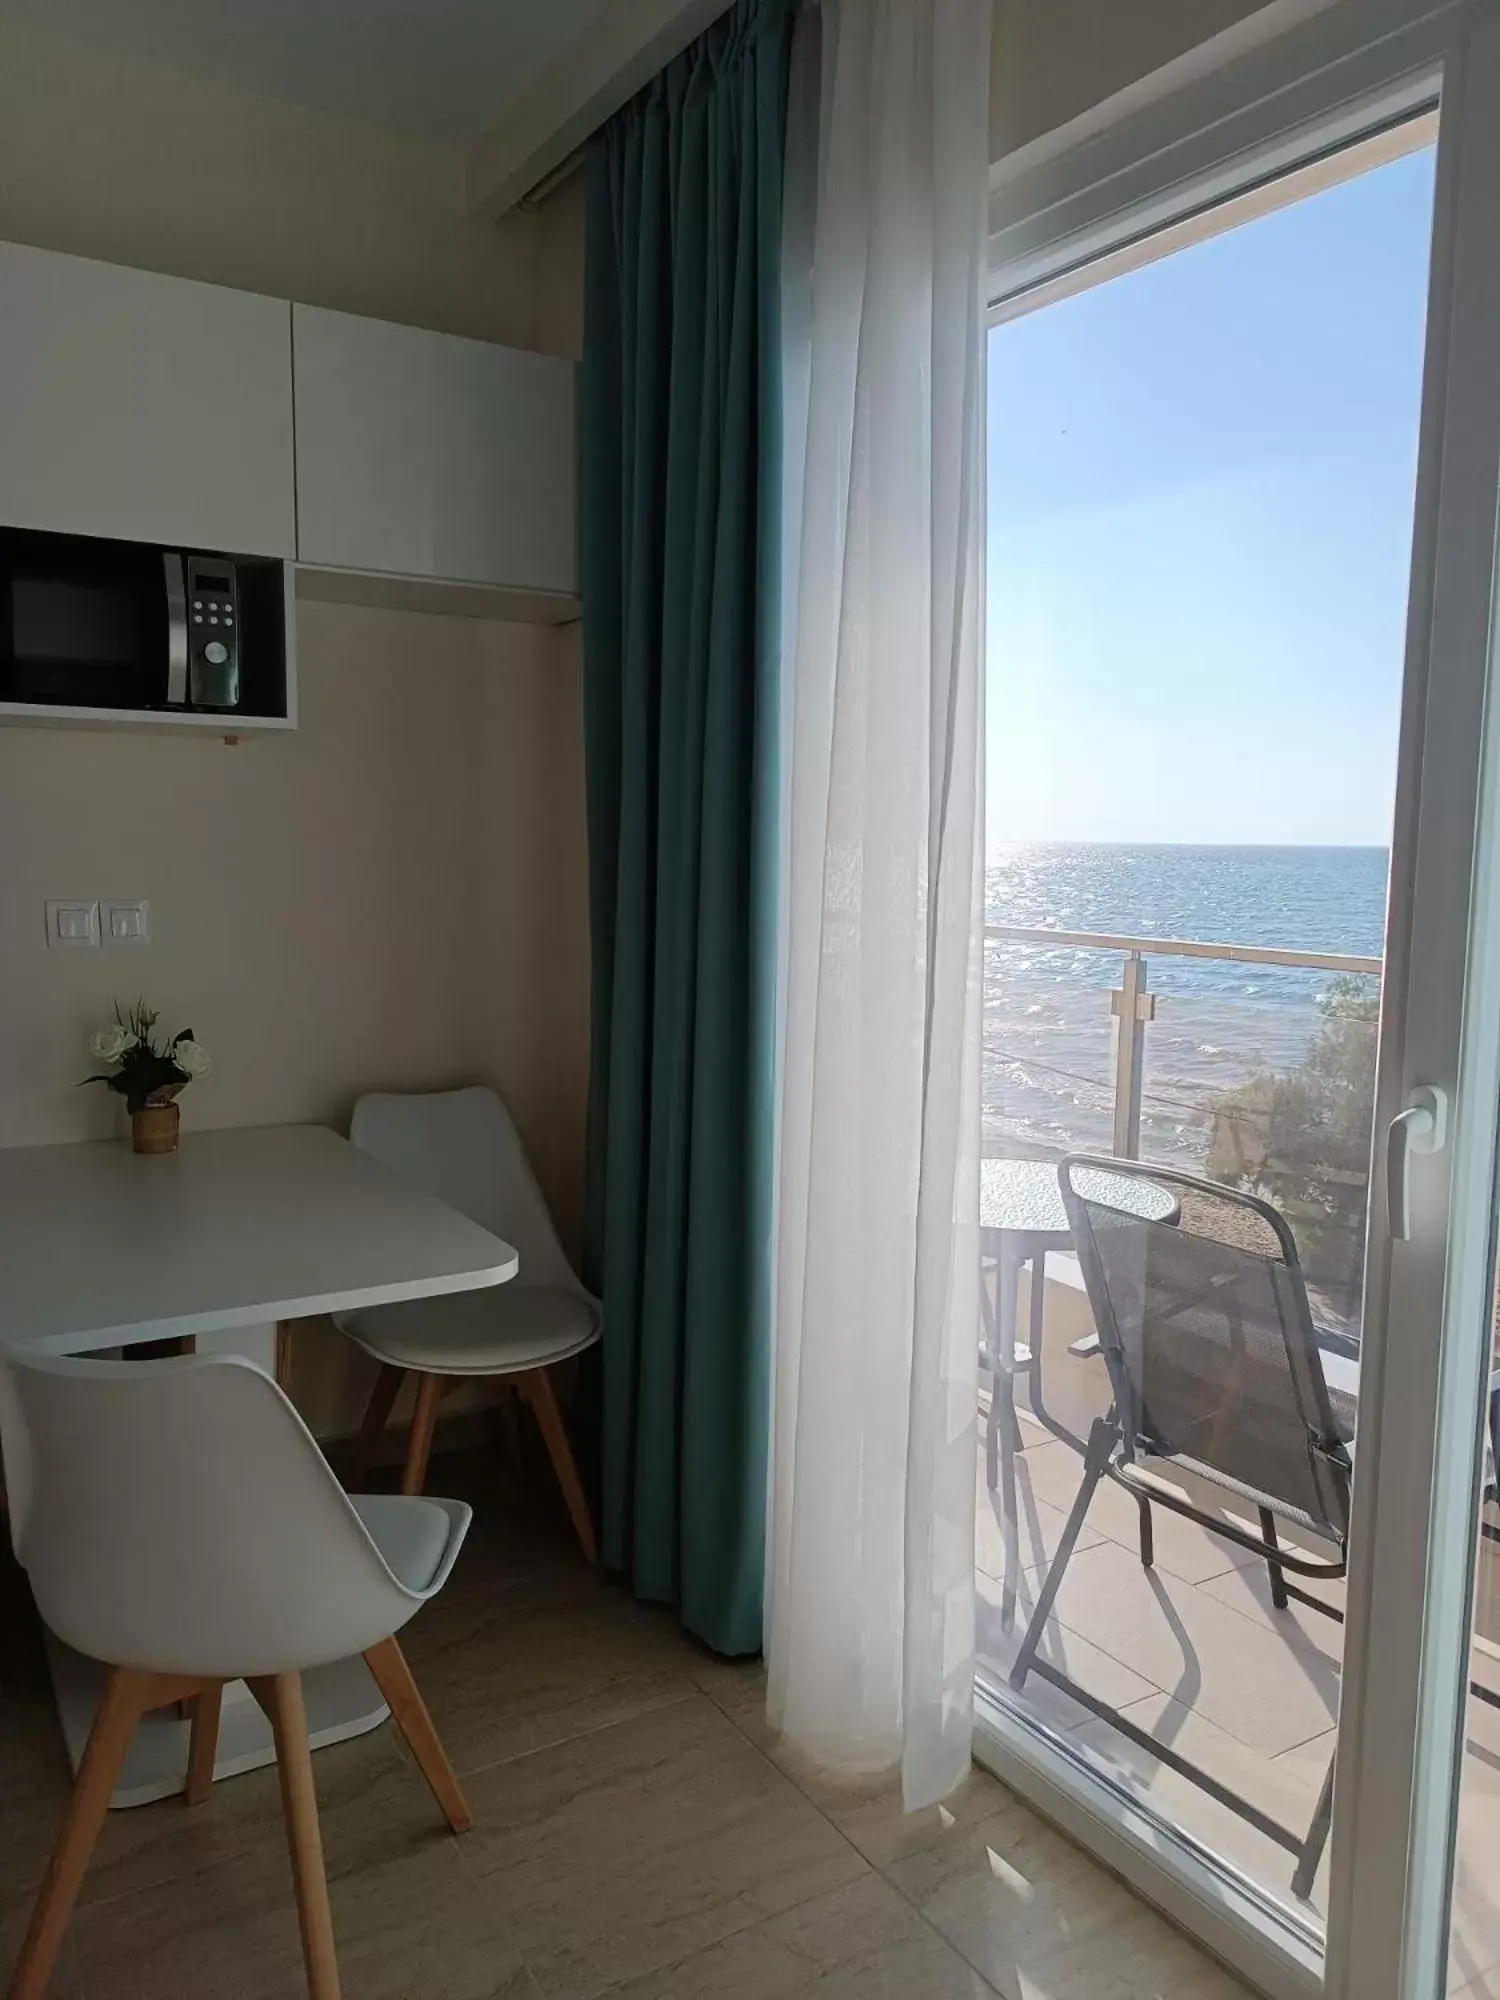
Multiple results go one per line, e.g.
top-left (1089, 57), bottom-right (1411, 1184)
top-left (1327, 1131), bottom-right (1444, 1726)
top-left (1331, 5), bottom-right (1500, 1995)
top-left (977, 3), bottom-right (1500, 1996)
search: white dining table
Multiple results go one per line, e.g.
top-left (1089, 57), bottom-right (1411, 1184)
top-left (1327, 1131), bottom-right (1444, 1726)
top-left (0, 1121), bottom-right (518, 1806)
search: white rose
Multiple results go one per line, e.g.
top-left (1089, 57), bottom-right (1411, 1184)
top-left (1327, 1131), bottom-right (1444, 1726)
top-left (90, 1024), bottom-right (134, 1062)
top-left (174, 1038), bottom-right (211, 1079)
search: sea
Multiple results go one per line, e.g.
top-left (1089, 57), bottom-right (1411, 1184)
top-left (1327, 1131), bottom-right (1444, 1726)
top-left (983, 843), bottom-right (1390, 1171)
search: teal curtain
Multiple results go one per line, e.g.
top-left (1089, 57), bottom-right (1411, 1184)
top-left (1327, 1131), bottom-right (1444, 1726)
top-left (580, 0), bottom-right (792, 1657)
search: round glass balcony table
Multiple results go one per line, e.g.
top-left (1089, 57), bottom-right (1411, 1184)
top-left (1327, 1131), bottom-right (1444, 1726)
top-left (981, 1154), bottom-right (1178, 1239)
top-left (980, 1157), bottom-right (1176, 1624)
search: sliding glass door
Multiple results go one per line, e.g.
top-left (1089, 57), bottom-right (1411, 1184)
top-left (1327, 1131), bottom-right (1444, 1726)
top-left (974, 5), bottom-right (1500, 1996)
top-left (980, 115), bottom-right (1433, 1943)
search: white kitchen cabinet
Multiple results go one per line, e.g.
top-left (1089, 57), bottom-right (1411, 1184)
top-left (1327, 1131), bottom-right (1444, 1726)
top-left (292, 304), bottom-right (577, 598)
top-left (0, 241), bottom-right (295, 559)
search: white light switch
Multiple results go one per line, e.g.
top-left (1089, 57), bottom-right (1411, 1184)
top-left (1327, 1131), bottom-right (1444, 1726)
top-left (45, 900), bottom-right (100, 948)
top-left (104, 899), bottom-right (150, 947)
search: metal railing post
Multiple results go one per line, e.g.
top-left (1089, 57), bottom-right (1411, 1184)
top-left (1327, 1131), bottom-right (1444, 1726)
top-left (1109, 951), bottom-right (1155, 1159)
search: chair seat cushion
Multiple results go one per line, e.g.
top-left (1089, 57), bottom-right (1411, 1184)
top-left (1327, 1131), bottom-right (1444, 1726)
top-left (336, 1284), bottom-right (600, 1376)
top-left (350, 1493), bottom-right (470, 1593)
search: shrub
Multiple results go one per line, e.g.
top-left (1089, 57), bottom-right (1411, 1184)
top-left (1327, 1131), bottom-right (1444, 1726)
top-left (1204, 973), bottom-right (1378, 1330)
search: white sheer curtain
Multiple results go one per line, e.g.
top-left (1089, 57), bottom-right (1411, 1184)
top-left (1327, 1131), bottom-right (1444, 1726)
top-left (767, 0), bottom-right (990, 1810)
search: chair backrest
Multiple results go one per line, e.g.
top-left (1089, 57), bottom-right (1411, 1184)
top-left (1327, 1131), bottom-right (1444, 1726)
top-left (0, 1351), bottom-right (426, 1679)
top-left (1059, 1155), bottom-right (1351, 1541)
top-left (349, 1086), bottom-right (585, 1298)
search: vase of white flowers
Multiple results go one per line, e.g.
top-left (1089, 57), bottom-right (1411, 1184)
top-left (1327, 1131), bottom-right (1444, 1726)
top-left (84, 1000), bottom-right (211, 1155)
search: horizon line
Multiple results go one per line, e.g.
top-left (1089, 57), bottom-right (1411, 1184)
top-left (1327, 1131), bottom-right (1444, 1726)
top-left (987, 837), bottom-right (1390, 852)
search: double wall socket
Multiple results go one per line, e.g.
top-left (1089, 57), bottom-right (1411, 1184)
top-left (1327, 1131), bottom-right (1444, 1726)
top-left (45, 900), bottom-right (150, 949)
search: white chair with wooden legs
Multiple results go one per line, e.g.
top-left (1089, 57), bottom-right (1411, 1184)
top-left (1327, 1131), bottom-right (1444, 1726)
top-left (0, 1350), bottom-right (474, 2000)
top-left (337, 1088), bottom-right (601, 1561)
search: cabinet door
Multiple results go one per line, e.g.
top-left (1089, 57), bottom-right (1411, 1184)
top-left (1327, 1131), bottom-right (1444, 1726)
top-left (0, 241), bottom-right (295, 558)
top-left (293, 305), bottom-right (577, 595)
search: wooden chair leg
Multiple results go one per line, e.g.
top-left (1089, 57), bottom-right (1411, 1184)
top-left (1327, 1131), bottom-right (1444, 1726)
top-left (402, 1373), bottom-right (444, 1497)
top-left (275, 1320), bottom-right (296, 1393)
top-left (351, 1364), bottom-right (407, 1486)
top-left (519, 1369), bottom-right (598, 1564)
top-left (494, 1382), bottom-right (524, 1462)
top-left (248, 1672), bottom-right (342, 2000)
top-left (362, 1636), bottom-right (471, 1834)
top-left (8, 1666), bottom-right (151, 2000)
top-left (185, 1685), bottom-right (223, 1807)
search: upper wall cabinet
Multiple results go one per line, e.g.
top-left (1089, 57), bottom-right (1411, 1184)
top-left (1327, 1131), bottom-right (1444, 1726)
top-left (292, 305), bottom-right (578, 598)
top-left (0, 242), bottom-right (295, 559)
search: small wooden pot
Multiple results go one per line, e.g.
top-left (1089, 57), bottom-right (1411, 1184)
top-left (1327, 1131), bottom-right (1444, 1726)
top-left (131, 1102), bottom-right (180, 1155)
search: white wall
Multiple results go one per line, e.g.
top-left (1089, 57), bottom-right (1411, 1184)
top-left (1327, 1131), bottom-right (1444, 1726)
top-left (0, 603), bottom-right (536, 1148)
top-left (0, 602), bottom-right (589, 1431)
top-left (533, 171), bottom-right (587, 362)
top-left (473, 619), bottom-right (592, 1245)
top-left (989, 0), bottom-right (1312, 165)
top-left (0, 19), bottom-right (543, 348)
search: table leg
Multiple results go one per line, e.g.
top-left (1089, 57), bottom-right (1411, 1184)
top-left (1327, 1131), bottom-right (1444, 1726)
top-left (1025, 1249), bottom-right (1047, 1426)
top-left (995, 1238), bottom-right (1023, 1631)
top-left (994, 1240), bottom-right (1025, 1446)
top-left (1025, 1248), bottom-right (1090, 1457)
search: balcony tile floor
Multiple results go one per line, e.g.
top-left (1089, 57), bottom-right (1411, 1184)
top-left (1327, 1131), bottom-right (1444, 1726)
top-left (978, 1294), bottom-right (1500, 1995)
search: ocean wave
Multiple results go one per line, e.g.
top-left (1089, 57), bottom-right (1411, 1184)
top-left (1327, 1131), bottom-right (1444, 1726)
top-left (983, 844), bottom-right (1387, 1171)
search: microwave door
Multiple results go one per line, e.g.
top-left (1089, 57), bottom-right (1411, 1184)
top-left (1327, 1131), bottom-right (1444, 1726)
top-left (0, 528), bottom-right (170, 709)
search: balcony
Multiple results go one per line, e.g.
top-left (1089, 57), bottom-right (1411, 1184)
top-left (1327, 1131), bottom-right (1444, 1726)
top-left (976, 924), bottom-right (1500, 1987)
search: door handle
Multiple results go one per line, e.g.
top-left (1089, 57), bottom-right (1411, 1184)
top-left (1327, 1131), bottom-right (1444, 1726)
top-left (1386, 1085), bottom-right (1449, 1242)
top-left (163, 552), bottom-right (188, 706)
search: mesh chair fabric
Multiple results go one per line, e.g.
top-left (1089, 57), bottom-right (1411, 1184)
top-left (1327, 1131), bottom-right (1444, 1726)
top-left (1062, 1160), bottom-right (1351, 1545)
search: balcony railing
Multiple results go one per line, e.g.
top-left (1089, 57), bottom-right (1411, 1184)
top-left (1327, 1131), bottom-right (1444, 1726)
top-left (983, 923), bottom-right (1382, 1161)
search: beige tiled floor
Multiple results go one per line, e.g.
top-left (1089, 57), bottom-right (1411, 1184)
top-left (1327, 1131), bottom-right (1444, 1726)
top-left (979, 1302), bottom-right (1500, 1993)
top-left (0, 1442), bottom-right (1250, 2000)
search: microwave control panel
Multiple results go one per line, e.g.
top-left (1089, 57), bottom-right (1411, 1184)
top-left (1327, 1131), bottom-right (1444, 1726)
top-left (185, 556), bottom-right (240, 709)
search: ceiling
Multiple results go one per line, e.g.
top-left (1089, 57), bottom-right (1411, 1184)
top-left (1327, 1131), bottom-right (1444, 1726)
top-left (0, 0), bottom-right (610, 145)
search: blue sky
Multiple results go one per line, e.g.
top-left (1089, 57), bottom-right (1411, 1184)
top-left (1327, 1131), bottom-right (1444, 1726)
top-left (986, 144), bottom-right (1437, 851)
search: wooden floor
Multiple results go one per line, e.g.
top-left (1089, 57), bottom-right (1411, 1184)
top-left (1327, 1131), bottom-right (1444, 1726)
top-left (979, 1292), bottom-right (1500, 1997)
top-left (0, 1440), bottom-right (1251, 2000)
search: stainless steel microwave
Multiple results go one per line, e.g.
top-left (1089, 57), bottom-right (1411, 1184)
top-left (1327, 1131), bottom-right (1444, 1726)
top-left (0, 525), bottom-right (285, 715)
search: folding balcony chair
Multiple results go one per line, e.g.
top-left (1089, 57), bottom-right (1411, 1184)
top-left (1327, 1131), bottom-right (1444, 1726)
top-left (1008, 1157), bottom-right (1356, 1901)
